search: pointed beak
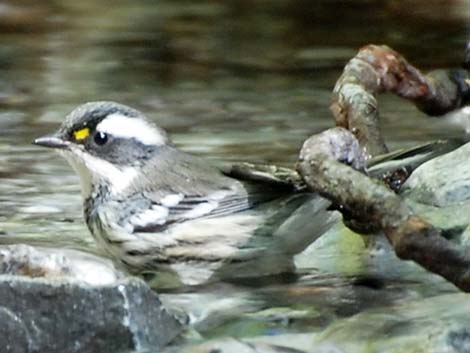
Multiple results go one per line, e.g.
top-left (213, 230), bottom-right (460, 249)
top-left (33, 134), bottom-right (70, 149)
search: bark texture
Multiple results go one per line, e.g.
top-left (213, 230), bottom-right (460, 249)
top-left (331, 44), bottom-right (470, 157)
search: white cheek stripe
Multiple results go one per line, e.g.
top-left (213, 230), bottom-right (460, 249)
top-left (96, 113), bottom-right (167, 146)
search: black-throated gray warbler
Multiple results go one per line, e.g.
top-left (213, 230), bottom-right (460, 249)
top-left (33, 101), bottom-right (339, 286)
top-left (33, 102), bottom-right (462, 286)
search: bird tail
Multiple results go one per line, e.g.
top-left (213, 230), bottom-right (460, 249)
top-left (367, 138), bottom-right (465, 178)
top-left (271, 194), bottom-right (337, 255)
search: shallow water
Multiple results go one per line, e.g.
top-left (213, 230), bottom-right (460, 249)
top-left (1, 0), bottom-right (470, 352)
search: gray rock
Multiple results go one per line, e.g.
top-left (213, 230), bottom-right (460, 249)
top-left (0, 275), bottom-right (182, 353)
top-left (0, 244), bottom-right (123, 285)
top-left (402, 142), bottom-right (470, 206)
top-left (0, 245), bottom-right (182, 353)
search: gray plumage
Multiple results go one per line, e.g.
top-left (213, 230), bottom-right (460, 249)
top-left (34, 101), bottom-right (336, 287)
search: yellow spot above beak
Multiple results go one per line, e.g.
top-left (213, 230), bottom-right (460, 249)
top-left (74, 128), bottom-right (90, 140)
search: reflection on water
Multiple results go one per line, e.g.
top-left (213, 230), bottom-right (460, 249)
top-left (1, 0), bottom-right (470, 351)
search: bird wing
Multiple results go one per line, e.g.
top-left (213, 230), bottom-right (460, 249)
top-left (120, 145), bottom-right (304, 234)
top-left (126, 157), bottom-right (295, 234)
top-left (219, 162), bottom-right (306, 190)
top-left (128, 189), bottom-right (254, 233)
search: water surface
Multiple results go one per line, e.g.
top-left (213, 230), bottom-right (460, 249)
top-left (1, 1), bottom-right (470, 351)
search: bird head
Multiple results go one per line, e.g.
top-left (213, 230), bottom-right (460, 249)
top-left (33, 101), bottom-right (170, 197)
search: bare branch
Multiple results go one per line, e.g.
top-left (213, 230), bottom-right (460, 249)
top-left (331, 45), bottom-right (470, 157)
top-left (297, 152), bottom-right (470, 292)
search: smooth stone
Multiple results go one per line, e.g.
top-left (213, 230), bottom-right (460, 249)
top-left (401, 142), bottom-right (470, 207)
top-left (0, 244), bottom-right (122, 285)
top-left (0, 307), bottom-right (29, 353)
top-left (0, 275), bottom-right (182, 353)
top-left (0, 244), bottom-right (182, 352)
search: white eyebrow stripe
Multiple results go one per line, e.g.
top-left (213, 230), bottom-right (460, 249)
top-left (96, 113), bottom-right (167, 145)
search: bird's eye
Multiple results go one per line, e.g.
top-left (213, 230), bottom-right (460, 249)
top-left (94, 132), bottom-right (108, 145)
